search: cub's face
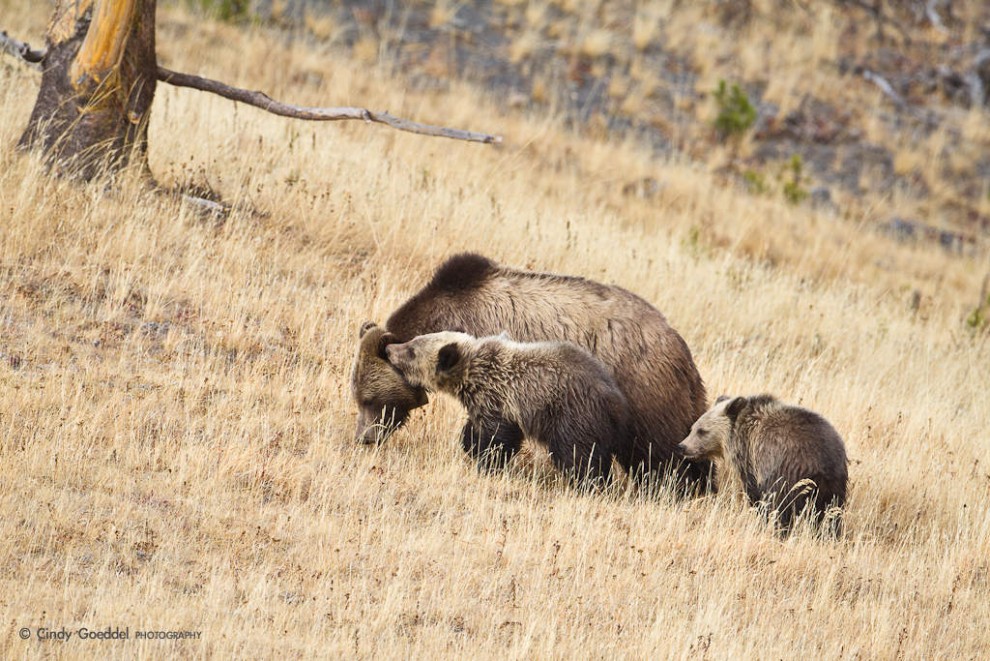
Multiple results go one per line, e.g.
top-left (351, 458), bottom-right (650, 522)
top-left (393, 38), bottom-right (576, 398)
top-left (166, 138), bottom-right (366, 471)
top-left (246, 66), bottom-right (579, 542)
top-left (385, 331), bottom-right (473, 394)
top-left (678, 396), bottom-right (745, 461)
top-left (350, 322), bottom-right (429, 445)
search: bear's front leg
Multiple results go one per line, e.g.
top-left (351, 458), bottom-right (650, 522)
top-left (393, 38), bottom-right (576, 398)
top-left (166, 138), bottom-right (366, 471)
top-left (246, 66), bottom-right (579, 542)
top-left (545, 426), bottom-right (614, 491)
top-left (461, 417), bottom-right (523, 473)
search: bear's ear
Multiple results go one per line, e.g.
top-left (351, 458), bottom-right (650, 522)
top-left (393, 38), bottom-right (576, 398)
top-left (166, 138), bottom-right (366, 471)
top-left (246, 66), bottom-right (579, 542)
top-left (359, 321), bottom-right (378, 338)
top-left (437, 343), bottom-right (461, 373)
top-left (377, 332), bottom-right (400, 359)
top-left (724, 396), bottom-right (747, 420)
top-left (714, 394), bottom-right (730, 405)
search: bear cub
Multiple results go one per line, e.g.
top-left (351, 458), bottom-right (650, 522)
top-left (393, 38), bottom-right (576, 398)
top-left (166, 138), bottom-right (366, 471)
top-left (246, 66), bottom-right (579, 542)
top-left (679, 394), bottom-right (848, 536)
top-left (385, 331), bottom-right (631, 487)
top-left (349, 252), bottom-right (711, 492)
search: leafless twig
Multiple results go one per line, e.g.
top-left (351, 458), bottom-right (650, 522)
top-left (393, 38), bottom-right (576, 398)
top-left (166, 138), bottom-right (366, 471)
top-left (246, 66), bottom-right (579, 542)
top-left (966, 49), bottom-right (990, 108)
top-left (861, 69), bottom-right (908, 109)
top-left (858, 67), bottom-right (939, 126)
top-left (181, 193), bottom-right (230, 217)
top-left (157, 67), bottom-right (502, 145)
top-left (0, 30), bottom-right (45, 68)
top-left (1, 29), bottom-right (502, 146)
top-left (925, 0), bottom-right (948, 32)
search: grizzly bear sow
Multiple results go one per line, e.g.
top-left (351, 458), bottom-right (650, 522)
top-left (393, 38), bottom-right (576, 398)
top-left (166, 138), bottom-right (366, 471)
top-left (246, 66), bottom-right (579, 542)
top-left (678, 394), bottom-right (848, 535)
top-left (350, 253), bottom-right (710, 490)
top-left (386, 331), bottom-right (631, 487)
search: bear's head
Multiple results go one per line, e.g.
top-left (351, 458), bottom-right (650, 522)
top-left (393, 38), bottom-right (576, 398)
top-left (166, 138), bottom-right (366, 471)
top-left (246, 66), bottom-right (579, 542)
top-left (350, 321), bottom-right (429, 445)
top-left (678, 395), bottom-right (747, 461)
top-left (384, 331), bottom-right (474, 394)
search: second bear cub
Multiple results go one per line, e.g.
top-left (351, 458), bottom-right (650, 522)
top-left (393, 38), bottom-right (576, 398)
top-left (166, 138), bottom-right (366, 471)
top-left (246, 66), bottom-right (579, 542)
top-left (679, 394), bottom-right (848, 535)
top-left (386, 331), bottom-right (630, 487)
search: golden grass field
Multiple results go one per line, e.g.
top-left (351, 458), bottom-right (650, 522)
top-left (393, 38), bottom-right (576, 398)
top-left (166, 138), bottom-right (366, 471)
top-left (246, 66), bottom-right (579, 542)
top-left (2, 1), bottom-right (990, 658)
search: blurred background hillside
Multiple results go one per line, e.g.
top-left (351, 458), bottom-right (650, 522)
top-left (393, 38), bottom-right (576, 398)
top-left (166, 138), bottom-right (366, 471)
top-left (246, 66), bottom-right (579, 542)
top-left (182, 0), bottom-right (990, 254)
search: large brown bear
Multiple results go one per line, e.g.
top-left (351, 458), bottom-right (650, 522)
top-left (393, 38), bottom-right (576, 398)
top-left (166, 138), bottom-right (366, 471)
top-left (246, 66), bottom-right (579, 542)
top-left (350, 253), bottom-right (710, 489)
top-left (678, 394), bottom-right (848, 535)
top-left (385, 331), bottom-right (632, 487)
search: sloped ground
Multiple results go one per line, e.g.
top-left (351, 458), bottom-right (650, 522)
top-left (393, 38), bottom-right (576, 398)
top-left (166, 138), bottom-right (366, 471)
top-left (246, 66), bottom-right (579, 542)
top-left (1, 1), bottom-right (989, 658)
top-left (235, 0), bottom-right (990, 253)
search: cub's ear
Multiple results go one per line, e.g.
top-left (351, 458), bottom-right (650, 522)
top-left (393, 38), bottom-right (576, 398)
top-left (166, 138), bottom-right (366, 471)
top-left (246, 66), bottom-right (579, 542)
top-left (377, 332), bottom-right (400, 359)
top-left (724, 396), bottom-right (747, 420)
top-left (714, 394), bottom-right (730, 405)
top-left (437, 343), bottom-right (461, 373)
top-left (359, 321), bottom-right (378, 338)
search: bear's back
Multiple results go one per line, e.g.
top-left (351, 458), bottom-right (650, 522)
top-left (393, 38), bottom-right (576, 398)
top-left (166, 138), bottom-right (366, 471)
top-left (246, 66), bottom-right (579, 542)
top-left (385, 253), bottom-right (708, 483)
top-left (742, 401), bottom-right (848, 507)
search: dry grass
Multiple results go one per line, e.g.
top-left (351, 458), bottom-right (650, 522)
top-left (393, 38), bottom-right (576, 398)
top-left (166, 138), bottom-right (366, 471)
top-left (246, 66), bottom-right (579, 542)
top-left (488, 0), bottom-right (990, 238)
top-left (2, 2), bottom-right (990, 658)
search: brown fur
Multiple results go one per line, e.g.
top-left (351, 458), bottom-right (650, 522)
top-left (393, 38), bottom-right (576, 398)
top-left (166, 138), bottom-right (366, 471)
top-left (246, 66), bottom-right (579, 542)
top-left (386, 332), bottom-right (631, 487)
top-left (351, 253), bottom-right (710, 491)
top-left (679, 394), bottom-right (848, 535)
top-left (350, 323), bottom-right (429, 441)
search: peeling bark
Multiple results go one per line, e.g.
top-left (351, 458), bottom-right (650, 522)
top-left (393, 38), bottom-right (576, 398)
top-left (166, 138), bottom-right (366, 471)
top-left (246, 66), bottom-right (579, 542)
top-left (19, 0), bottom-right (158, 180)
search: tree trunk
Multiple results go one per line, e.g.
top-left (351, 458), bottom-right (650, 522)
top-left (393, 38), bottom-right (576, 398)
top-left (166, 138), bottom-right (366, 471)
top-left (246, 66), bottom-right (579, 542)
top-left (19, 0), bottom-right (158, 180)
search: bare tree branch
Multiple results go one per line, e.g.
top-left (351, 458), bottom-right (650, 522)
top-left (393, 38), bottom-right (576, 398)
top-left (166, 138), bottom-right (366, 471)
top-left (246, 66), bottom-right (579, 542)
top-left (0, 30), bottom-right (45, 68)
top-left (860, 68), bottom-right (907, 109)
top-left (157, 66), bottom-right (502, 145)
top-left (967, 49), bottom-right (990, 108)
top-left (181, 193), bottom-right (230, 217)
top-left (1, 29), bottom-right (502, 145)
top-left (925, 0), bottom-right (948, 32)
top-left (858, 67), bottom-right (939, 126)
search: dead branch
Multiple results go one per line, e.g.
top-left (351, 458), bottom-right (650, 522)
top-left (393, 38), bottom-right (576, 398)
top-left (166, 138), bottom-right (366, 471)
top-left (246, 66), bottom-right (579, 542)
top-left (857, 67), bottom-right (940, 127)
top-left (181, 193), bottom-right (230, 217)
top-left (0, 30), bottom-right (45, 68)
top-left (157, 67), bottom-right (502, 145)
top-left (967, 49), bottom-right (990, 108)
top-left (924, 0), bottom-right (948, 32)
top-left (860, 69), bottom-right (907, 109)
top-left (1, 29), bottom-right (502, 145)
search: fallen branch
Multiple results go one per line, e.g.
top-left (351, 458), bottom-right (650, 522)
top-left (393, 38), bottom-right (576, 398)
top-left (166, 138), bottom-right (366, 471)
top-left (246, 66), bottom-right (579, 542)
top-left (924, 0), bottom-right (948, 33)
top-left (157, 67), bottom-right (502, 145)
top-left (181, 193), bottom-right (230, 217)
top-left (1, 29), bottom-right (502, 145)
top-left (967, 49), bottom-right (990, 108)
top-left (857, 66), bottom-right (939, 127)
top-left (860, 68), bottom-right (907, 109)
top-left (0, 29), bottom-right (45, 68)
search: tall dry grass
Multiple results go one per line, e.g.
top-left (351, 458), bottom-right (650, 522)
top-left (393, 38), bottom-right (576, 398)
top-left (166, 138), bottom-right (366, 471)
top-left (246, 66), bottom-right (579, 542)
top-left (1, 2), bottom-right (989, 658)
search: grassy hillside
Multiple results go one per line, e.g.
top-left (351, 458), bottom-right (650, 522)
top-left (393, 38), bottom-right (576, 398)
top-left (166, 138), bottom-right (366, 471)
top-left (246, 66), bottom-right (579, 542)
top-left (218, 0), bottom-right (990, 249)
top-left (2, 1), bottom-right (989, 657)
